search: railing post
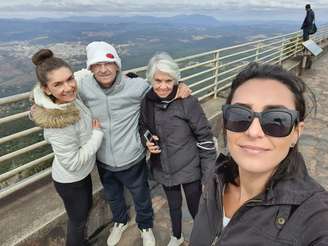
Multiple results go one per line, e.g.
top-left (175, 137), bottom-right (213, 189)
top-left (213, 50), bottom-right (220, 98)
top-left (294, 34), bottom-right (299, 56)
top-left (255, 43), bottom-right (261, 62)
top-left (279, 38), bottom-right (286, 64)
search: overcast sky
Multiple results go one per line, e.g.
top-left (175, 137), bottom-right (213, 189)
top-left (0, 0), bottom-right (327, 22)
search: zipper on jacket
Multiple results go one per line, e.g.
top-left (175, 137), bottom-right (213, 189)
top-left (106, 96), bottom-right (117, 166)
top-left (211, 235), bottom-right (219, 246)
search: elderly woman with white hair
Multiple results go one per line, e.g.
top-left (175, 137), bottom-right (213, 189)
top-left (139, 52), bottom-right (217, 246)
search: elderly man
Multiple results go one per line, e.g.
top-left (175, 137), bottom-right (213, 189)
top-left (75, 41), bottom-right (190, 246)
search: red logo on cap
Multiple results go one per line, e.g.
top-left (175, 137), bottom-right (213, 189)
top-left (106, 53), bottom-right (114, 59)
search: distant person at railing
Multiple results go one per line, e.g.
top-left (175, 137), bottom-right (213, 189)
top-left (189, 63), bottom-right (328, 245)
top-left (301, 4), bottom-right (315, 41)
top-left (73, 41), bottom-right (191, 246)
top-left (139, 52), bottom-right (217, 246)
top-left (30, 49), bottom-right (104, 246)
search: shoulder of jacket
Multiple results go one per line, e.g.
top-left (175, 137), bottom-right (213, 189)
top-left (124, 76), bottom-right (149, 87)
top-left (183, 95), bottom-right (198, 104)
top-left (308, 189), bottom-right (328, 208)
top-left (74, 69), bottom-right (92, 78)
top-left (33, 104), bottom-right (80, 129)
top-left (74, 69), bottom-right (93, 84)
top-left (179, 95), bottom-right (199, 112)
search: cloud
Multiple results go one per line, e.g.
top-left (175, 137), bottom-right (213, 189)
top-left (0, 0), bottom-right (327, 18)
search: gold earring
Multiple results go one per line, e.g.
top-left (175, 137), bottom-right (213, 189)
top-left (290, 143), bottom-right (296, 148)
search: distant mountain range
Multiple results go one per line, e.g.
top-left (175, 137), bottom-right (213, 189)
top-left (37, 14), bottom-right (222, 26)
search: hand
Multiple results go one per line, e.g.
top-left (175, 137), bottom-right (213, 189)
top-left (175, 82), bottom-right (192, 99)
top-left (92, 119), bottom-right (101, 129)
top-left (28, 104), bottom-right (37, 120)
top-left (146, 135), bottom-right (161, 154)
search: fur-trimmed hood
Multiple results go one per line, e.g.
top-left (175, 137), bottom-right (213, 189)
top-left (31, 83), bottom-right (80, 128)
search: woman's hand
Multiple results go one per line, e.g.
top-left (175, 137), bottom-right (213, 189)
top-left (28, 104), bottom-right (37, 120)
top-left (146, 135), bottom-right (161, 154)
top-left (92, 119), bottom-right (101, 129)
top-left (175, 82), bottom-right (192, 99)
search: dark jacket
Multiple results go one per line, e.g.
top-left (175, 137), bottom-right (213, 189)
top-left (139, 95), bottom-right (217, 187)
top-left (190, 153), bottom-right (328, 246)
top-left (302, 9), bottom-right (315, 30)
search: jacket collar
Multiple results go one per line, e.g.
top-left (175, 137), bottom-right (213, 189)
top-left (213, 152), bottom-right (324, 206)
top-left (31, 83), bottom-right (80, 128)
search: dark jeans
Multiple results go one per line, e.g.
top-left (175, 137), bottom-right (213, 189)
top-left (54, 175), bottom-right (92, 246)
top-left (163, 180), bottom-right (202, 238)
top-left (97, 158), bottom-right (154, 229)
top-left (303, 28), bottom-right (310, 41)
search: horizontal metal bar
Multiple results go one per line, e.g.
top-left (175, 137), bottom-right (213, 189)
top-left (0, 153), bottom-right (54, 182)
top-left (281, 49), bottom-right (300, 60)
top-left (198, 90), bottom-right (215, 102)
top-left (123, 65), bottom-right (147, 74)
top-left (282, 44), bottom-right (297, 53)
top-left (175, 50), bottom-right (218, 63)
top-left (217, 31), bottom-right (301, 53)
top-left (180, 58), bottom-right (217, 72)
top-left (219, 53), bottom-right (257, 69)
top-left (263, 56), bottom-right (280, 65)
top-left (208, 110), bottom-right (222, 121)
top-left (218, 63), bottom-right (249, 77)
top-left (218, 46), bottom-right (259, 61)
top-left (217, 82), bottom-right (234, 93)
top-left (192, 82), bottom-right (215, 95)
top-left (181, 67), bottom-right (216, 81)
top-left (256, 49), bottom-right (281, 63)
top-left (256, 45), bottom-right (281, 56)
top-left (0, 140), bottom-right (48, 163)
top-left (217, 73), bottom-right (239, 85)
top-left (0, 92), bottom-right (30, 106)
top-left (254, 38), bottom-right (292, 50)
top-left (0, 168), bottom-right (51, 200)
top-left (189, 75), bottom-right (216, 89)
top-left (0, 111), bottom-right (29, 125)
top-left (0, 127), bottom-right (42, 145)
top-left (218, 38), bottom-right (289, 62)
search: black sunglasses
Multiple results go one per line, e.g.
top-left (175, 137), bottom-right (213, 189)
top-left (222, 104), bottom-right (299, 137)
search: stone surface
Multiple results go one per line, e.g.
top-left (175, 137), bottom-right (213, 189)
top-left (298, 50), bottom-right (328, 190)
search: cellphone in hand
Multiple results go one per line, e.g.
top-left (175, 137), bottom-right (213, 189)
top-left (144, 130), bottom-right (160, 149)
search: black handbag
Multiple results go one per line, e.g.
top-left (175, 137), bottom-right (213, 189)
top-left (309, 23), bottom-right (317, 34)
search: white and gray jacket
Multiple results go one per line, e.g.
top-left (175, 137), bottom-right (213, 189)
top-left (74, 69), bottom-right (150, 171)
top-left (32, 84), bottom-right (104, 183)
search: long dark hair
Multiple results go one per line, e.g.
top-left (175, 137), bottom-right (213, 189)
top-left (223, 62), bottom-right (316, 184)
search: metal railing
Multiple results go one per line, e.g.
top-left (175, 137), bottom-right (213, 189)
top-left (1, 26), bottom-right (328, 199)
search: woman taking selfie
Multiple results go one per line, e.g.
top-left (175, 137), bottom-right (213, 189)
top-left (31, 49), bottom-right (104, 246)
top-left (190, 63), bottom-right (328, 245)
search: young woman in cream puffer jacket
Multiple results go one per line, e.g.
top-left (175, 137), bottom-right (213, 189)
top-left (32, 83), bottom-right (104, 183)
top-left (31, 49), bottom-right (103, 246)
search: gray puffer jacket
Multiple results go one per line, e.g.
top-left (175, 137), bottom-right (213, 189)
top-left (140, 95), bottom-right (217, 187)
top-left (190, 153), bottom-right (328, 246)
